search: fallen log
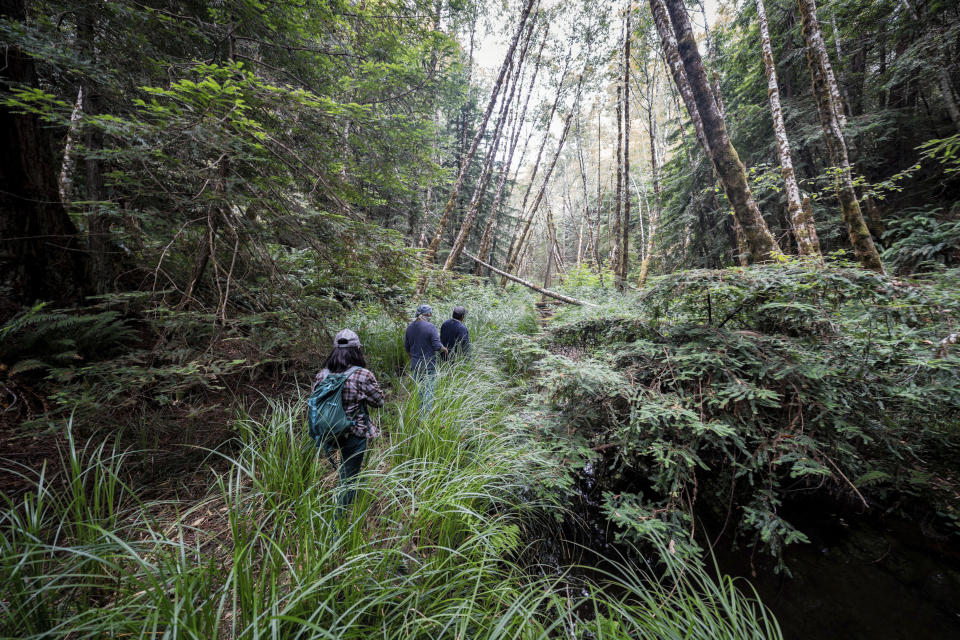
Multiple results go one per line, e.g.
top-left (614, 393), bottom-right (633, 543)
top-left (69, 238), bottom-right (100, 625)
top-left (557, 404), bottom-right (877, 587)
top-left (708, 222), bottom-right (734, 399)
top-left (463, 252), bottom-right (596, 306)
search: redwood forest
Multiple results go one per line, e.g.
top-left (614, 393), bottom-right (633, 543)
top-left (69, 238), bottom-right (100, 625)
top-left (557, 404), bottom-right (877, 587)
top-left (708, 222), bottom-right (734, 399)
top-left (1, 0), bottom-right (959, 638)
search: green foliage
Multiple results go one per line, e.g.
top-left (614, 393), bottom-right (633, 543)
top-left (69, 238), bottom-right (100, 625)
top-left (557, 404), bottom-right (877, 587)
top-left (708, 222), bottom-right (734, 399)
top-left (881, 207), bottom-right (960, 273)
top-left (525, 264), bottom-right (960, 568)
top-left (0, 299), bottom-right (780, 639)
top-left (0, 304), bottom-right (136, 378)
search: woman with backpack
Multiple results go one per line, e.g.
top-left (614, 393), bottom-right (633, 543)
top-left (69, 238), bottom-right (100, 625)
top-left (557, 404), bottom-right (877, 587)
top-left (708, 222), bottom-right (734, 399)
top-left (311, 328), bottom-right (385, 516)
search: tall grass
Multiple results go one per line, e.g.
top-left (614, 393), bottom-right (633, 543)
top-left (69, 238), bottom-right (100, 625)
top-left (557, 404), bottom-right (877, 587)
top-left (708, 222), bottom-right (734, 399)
top-left (1, 285), bottom-right (781, 639)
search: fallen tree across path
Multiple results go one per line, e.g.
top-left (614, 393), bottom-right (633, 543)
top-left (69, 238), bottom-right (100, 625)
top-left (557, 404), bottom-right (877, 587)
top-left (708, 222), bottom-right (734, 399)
top-left (463, 252), bottom-right (595, 306)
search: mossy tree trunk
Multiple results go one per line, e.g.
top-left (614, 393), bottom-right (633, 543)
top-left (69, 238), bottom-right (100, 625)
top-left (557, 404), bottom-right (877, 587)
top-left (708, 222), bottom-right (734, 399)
top-left (660, 0), bottom-right (781, 263)
top-left (756, 0), bottom-right (821, 258)
top-left (798, 0), bottom-right (884, 273)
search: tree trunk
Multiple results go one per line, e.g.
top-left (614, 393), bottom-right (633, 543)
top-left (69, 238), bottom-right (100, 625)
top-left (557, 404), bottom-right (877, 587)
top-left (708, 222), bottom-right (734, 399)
top-left (415, 0), bottom-right (536, 295)
top-left (661, 0), bottom-right (781, 262)
top-left (637, 80), bottom-right (661, 288)
top-left (620, 5), bottom-right (632, 288)
top-left (612, 75), bottom-right (623, 285)
top-left (502, 46), bottom-right (571, 272)
top-left (59, 87), bottom-right (83, 204)
top-left (502, 76), bottom-right (582, 283)
top-left (649, 0), bottom-right (709, 156)
top-left (756, 0), bottom-right (821, 258)
top-left (0, 0), bottom-right (87, 314)
top-left (798, 0), bottom-right (884, 272)
top-left (444, 17), bottom-right (533, 271)
top-left (475, 27), bottom-right (549, 274)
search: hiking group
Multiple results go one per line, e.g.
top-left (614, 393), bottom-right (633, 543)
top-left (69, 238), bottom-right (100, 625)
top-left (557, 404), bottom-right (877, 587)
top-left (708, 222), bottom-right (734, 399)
top-left (307, 305), bottom-right (470, 515)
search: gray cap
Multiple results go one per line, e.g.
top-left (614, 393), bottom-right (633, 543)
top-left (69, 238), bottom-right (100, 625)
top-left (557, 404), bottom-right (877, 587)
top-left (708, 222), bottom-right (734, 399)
top-left (334, 328), bottom-right (361, 348)
top-left (416, 304), bottom-right (433, 317)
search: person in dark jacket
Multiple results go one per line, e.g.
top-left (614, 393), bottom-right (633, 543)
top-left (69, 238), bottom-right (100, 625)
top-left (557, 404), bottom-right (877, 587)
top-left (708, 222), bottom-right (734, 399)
top-left (404, 304), bottom-right (446, 417)
top-left (313, 328), bottom-right (384, 515)
top-left (440, 306), bottom-right (470, 358)
top-left (404, 304), bottom-right (447, 374)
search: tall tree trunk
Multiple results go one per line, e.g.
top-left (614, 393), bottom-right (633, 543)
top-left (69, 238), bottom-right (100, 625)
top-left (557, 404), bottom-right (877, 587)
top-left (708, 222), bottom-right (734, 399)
top-left (503, 47), bottom-right (571, 272)
top-left (0, 0), bottom-right (87, 313)
top-left (502, 79), bottom-right (582, 284)
top-left (415, 0), bottom-right (537, 295)
top-left (637, 79), bottom-right (661, 288)
top-left (756, 0), bottom-right (821, 257)
top-left (612, 73), bottom-right (624, 284)
top-left (476, 20), bottom-right (549, 274)
top-left (619, 5), bottom-right (632, 288)
top-left (445, 18), bottom-right (533, 270)
top-left (798, 0), bottom-right (884, 272)
top-left (78, 6), bottom-right (120, 295)
top-left (661, 0), bottom-right (781, 262)
top-left (650, 0), bottom-right (709, 156)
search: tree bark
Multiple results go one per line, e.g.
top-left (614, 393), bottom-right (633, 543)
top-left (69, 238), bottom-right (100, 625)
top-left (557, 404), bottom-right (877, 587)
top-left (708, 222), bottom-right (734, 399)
top-left (756, 0), bottom-right (821, 258)
top-left (619, 5), bottom-right (632, 288)
top-left (661, 0), bottom-right (781, 262)
top-left (798, 0), bottom-right (884, 272)
top-left (0, 0), bottom-right (87, 313)
top-left (415, 0), bottom-right (536, 295)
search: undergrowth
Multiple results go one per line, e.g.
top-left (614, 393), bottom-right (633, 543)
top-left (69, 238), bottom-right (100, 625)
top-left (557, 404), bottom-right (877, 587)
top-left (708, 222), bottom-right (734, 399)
top-left (521, 263), bottom-right (960, 569)
top-left (1, 285), bottom-right (782, 639)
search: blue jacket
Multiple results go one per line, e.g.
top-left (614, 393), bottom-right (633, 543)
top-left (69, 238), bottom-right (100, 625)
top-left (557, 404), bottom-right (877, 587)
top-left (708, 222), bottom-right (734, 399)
top-left (440, 318), bottom-right (470, 356)
top-left (405, 319), bottom-right (443, 372)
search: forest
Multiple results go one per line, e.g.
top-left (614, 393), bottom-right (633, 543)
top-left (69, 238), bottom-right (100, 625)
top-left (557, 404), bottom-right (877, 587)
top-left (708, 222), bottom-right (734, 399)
top-left (1, 0), bottom-right (958, 637)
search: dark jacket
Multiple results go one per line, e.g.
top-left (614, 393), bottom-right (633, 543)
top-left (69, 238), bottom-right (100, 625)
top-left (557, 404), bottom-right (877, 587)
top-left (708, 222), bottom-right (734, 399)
top-left (440, 318), bottom-right (470, 356)
top-left (404, 319), bottom-right (443, 373)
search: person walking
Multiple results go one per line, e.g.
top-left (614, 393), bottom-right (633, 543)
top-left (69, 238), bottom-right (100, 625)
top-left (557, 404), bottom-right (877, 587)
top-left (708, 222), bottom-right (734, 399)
top-left (312, 329), bottom-right (384, 515)
top-left (404, 304), bottom-right (447, 416)
top-left (440, 306), bottom-right (470, 358)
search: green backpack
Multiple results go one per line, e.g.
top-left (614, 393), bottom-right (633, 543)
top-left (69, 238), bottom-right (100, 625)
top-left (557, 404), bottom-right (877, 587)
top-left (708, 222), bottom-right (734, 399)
top-left (307, 366), bottom-right (361, 448)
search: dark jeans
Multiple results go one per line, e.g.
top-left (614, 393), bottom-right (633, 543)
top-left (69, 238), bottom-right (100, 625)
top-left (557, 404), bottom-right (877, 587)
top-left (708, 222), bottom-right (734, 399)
top-left (324, 433), bottom-right (367, 515)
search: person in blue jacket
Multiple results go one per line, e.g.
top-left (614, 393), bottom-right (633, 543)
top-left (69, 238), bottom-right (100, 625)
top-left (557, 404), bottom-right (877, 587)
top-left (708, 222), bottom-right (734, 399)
top-left (440, 306), bottom-right (470, 358)
top-left (404, 304), bottom-right (446, 416)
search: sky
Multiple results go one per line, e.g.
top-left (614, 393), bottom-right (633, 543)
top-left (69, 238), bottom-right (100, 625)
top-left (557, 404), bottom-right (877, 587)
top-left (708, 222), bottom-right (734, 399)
top-left (472, 0), bottom-right (723, 72)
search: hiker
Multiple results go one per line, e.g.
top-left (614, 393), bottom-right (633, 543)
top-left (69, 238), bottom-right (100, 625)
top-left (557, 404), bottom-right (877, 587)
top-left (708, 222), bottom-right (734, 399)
top-left (404, 304), bottom-right (447, 416)
top-left (440, 306), bottom-right (470, 358)
top-left (312, 329), bottom-right (384, 514)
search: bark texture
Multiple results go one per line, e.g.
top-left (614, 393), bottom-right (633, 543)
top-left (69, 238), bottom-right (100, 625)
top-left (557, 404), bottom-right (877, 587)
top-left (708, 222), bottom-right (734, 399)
top-left (0, 0), bottom-right (87, 314)
top-left (619, 6), bottom-right (632, 287)
top-left (756, 0), bottom-right (821, 257)
top-left (662, 0), bottom-right (781, 262)
top-left (798, 0), bottom-right (884, 272)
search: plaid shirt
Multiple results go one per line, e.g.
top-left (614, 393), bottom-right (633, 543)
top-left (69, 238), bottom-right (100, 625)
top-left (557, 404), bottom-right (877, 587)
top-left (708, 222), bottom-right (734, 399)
top-left (312, 367), bottom-right (385, 438)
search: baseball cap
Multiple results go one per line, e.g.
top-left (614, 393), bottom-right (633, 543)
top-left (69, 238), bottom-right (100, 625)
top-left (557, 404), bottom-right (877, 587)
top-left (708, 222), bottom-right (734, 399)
top-left (334, 328), bottom-right (362, 348)
top-left (416, 304), bottom-right (433, 317)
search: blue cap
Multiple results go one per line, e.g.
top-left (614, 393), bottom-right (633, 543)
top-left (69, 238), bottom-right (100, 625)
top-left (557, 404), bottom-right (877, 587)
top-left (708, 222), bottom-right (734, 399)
top-left (416, 304), bottom-right (433, 317)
